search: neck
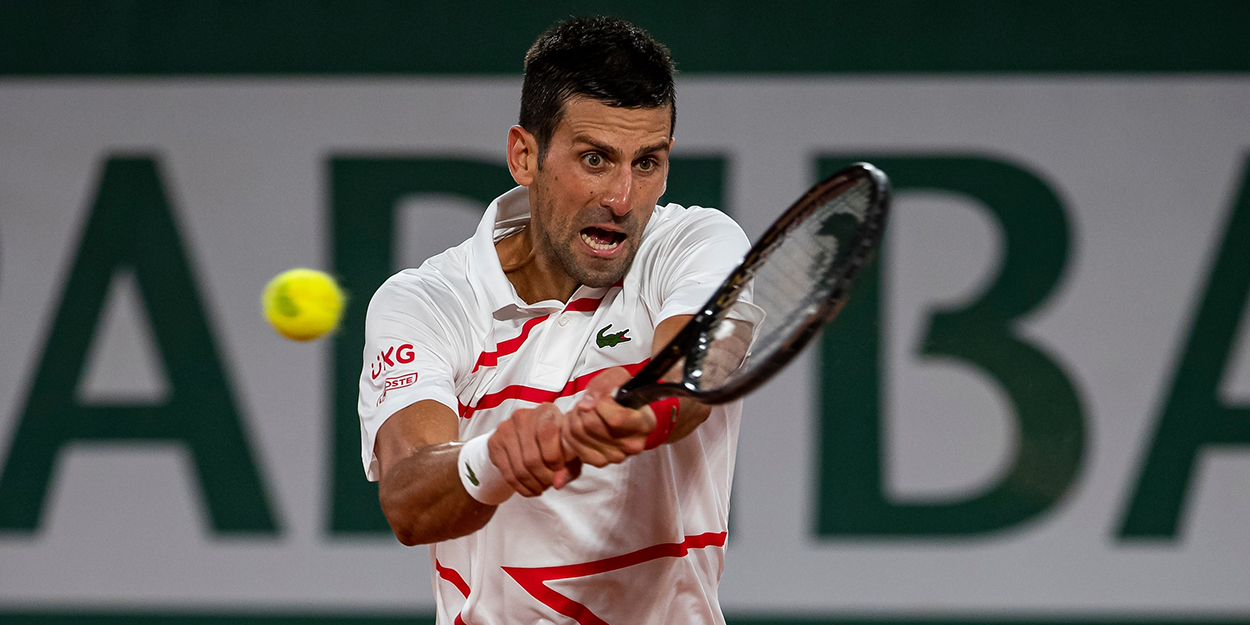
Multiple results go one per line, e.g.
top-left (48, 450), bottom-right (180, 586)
top-left (495, 228), bottom-right (578, 304)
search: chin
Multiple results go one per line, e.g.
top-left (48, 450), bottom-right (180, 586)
top-left (575, 267), bottom-right (627, 289)
top-left (557, 241), bottom-right (637, 289)
top-left (569, 256), bottom-right (632, 288)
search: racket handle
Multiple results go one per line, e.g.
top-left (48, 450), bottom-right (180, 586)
top-left (613, 383), bottom-right (670, 409)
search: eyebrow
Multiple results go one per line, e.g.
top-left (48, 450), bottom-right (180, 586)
top-left (573, 135), bottom-right (671, 160)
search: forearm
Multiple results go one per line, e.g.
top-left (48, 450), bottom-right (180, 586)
top-left (648, 314), bottom-right (717, 444)
top-left (378, 441), bottom-right (496, 546)
top-left (663, 397), bottom-right (713, 444)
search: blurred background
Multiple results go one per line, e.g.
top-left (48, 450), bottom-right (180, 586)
top-left (2, 1), bottom-right (1249, 623)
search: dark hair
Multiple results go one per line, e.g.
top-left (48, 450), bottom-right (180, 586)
top-left (520, 16), bottom-right (676, 163)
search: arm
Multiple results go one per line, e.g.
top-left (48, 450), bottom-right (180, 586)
top-left (374, 400), bottom-right (492, 546)
top-left (650, 313), bottom-right (712, 443)
top-left (375, 399), bottom-right (578, 545)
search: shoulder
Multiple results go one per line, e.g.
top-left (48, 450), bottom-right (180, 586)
top-left (642, 203), bottom-right (750, 253)
top-left (648, 202), bottom-right (742, 233)
top-left (367, 240), bottom-right (475, 327)
top-left (364, 241), bottom-right (485, 377)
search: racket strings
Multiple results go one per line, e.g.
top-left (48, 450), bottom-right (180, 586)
top-left (694, 179), bottom-right (873, 390)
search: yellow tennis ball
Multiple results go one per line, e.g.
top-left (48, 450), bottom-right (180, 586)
top-left (262, 269), bottom-right (345, 341)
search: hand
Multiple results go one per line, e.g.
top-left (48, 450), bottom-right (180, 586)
top-left (487, 403), bottom-right (581, 497)
top-left (561, 367), bottom-right (656, 467)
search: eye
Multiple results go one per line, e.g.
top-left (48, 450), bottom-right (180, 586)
top-left (583, 152), bottom-right (604, 167)
top-left (637, 158), bottom-right (657, 172)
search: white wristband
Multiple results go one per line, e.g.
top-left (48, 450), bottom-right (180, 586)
top-left (457, 432), bottom-right (513, 505)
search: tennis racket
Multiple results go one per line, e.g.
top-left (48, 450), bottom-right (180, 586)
top-left (613, 162), bottom-right (891, 408)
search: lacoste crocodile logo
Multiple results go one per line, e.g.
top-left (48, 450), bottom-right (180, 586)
top-left (465, 462), bottom-right (479, 486)
top-left (596, 324), bottom-right (632, 348)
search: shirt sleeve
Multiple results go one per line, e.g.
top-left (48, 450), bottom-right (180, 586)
top-left (357, 272), bottom-right (467, 482)
top-left (643, 205), bottom-right (752, 322)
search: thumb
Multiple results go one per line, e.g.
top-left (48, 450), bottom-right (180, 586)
top-left (578, 366), bottom-right (632, 409)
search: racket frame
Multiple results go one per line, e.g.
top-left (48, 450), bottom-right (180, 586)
top-left (614, 162), bottom-right (891, 408)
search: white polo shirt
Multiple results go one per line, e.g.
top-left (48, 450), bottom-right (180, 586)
top-left (359, 186), bottom-right (750, 625)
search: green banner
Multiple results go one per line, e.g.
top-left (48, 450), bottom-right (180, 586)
top-left (2, 0), bottom-right (1248, 75)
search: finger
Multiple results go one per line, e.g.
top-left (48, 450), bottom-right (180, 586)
top-left (597, 398), bottom-right (654, 438)
top-left (517, 435), bottom-right (556, 490)
top-left (577, 367), bottom-right (633, 409)
top-left (575, 403), bottom-right (617, 442)
top-left (560, 416), bottom-right (601, 465)
top-left (565, 400), bottom-right (640, 464)
top-left (498, 440), bottom-right (543, 497)
top-left (566, 407), bottom-right (623, 457)
top-left (592, 405), bottom-right (650, 457)
top-left (516, 407), bottom-right (558, 488)
top-left (562, 418), bottom-right (613, 467)
top-left (559, 428), bottom-right (577, 463)
top-left (570, 426), bottom-right (627, 465)
top-left (563, 405), bottom-right (595, 447)
top-left (516, 409), bottom-right (563, 494)
top-left (490, 417), bottom-right (545, 496)
top-left (489, 434), bottom-right (537, 497)
top-left (577, 367), bottom-right (655, 440)
top-left (554, 458), bottom-right (583, 489)
top-left (552, 466), bottom-right (569, 489)
top-left (534, 404), bottom-right (567, 467)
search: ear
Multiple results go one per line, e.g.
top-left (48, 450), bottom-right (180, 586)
top-left (507, 125), bottom-right (539, 187)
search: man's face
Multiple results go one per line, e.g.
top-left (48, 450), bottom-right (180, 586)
top-left (526, 97), bottom-right (673, 289)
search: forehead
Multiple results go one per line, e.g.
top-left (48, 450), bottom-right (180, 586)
top-left (553, 97), bottom-right (673, 146)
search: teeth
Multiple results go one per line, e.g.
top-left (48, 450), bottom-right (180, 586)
top-left (581, 231), bottom-right (620, 251)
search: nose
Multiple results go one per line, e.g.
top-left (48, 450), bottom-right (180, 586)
top-left (600, 167), bottom-right (633, 217)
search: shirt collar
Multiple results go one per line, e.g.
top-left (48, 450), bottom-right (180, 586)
top-left (468, 186), bottom-right (564, 319)
top-left (470, 185), bottom-right (640, 320)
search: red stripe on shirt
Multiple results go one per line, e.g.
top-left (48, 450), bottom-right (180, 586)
top-left (560, 280), bottom-right (623, 312)
top-left (459, 359), bottom-right (649, 420)
top-left (473, 314), bottom-right (550, 372)
top-left (471, 282), bottom-right (622, 373)
top-left (435, 559), bottom-right (471, 598)
top-left (565, 294), bottom-right (605, 312)
top-left (501, 532), bottom-right (728, 625)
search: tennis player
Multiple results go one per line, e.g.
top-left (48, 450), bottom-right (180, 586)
top-left (359, 16), bottom-right (750, 623)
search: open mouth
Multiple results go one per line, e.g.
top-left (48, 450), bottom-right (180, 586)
top-left (580, 226), bottom-right (626, 252)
